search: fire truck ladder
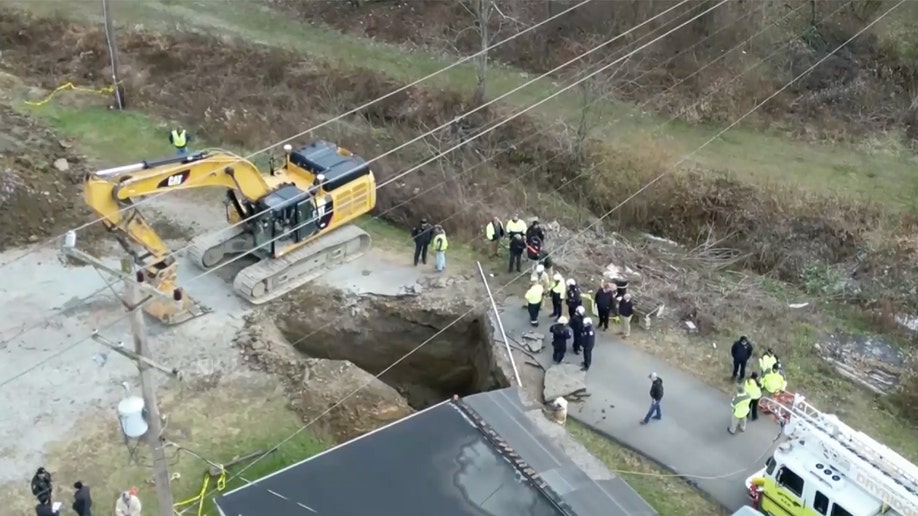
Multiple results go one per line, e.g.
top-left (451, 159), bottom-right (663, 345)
top-left (781, 394), bottom-right (918, 515)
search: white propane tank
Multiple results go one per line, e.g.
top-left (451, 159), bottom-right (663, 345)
top-left (117, 393), bottom-right (148, 439)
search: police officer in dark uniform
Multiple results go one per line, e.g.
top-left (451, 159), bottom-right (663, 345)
top-left (549, 316), bottom-right (571, 364)
top-left (581, 318), bottom-right (596, 371)
top-left (411, 218), bottom-right (433, 266)
top-left (570, 305), bottom-right (585, 355)
top-left (565, 279), bottom-right (582, 319)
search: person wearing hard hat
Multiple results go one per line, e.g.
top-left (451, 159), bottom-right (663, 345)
top-left (729, 383), bottom-right (753, 434)
top-left (114, 490), bottom-right (141, 516)
top-left (483, 216), bottom-right (505, 258)
top-left (580, 317), bottom-right (596, 372)
top-left (524, 277), bottom-right (544, 327)
top-left (761, 364), bottom-right (787, 396)
top-left (745, 372), bottom-right (763, 422)
top-left (532, 264), bottom-right (550, 291)
top-left (549, 316), bottom-right (571, 363)
top-left (506, 214), bottom-right (527, 240)
top-left (570, 305), bottom-right (585, 355)
top-left (565, 278), bottom-right (582, 319)
top-left (549, 273), bottom-right (566, 319)
top-left (431, 226), bottom-right (448, 272)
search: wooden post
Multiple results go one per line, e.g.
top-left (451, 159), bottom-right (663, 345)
top-left (102, 0), bottom-right (124, 110)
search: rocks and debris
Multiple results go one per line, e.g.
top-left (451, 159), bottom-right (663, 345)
top-left (52, 158), bottom-right (69, 171)
top-left (816, 332), bottom-right (909, 395)
top-left (519, 331), bottom-right (544, 353)
top-left (234, 320), bottom-right (413, 441)
top-left (543, 363), bottom-right (587, 402)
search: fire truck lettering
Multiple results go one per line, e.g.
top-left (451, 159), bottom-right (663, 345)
top-left (856, 472), bottom-right (913, 516)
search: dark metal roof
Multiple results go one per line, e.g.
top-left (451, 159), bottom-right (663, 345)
top-left (215, 387), bottom-right (657, 516)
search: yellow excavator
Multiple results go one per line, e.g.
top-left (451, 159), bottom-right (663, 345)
top-left (83, 141), bottom-right (376, 325)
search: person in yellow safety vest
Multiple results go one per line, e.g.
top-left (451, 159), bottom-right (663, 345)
top-left (484, 217), bottom-right (505, 258)
top-left (432, 226), bottom-right (448, 273)
top-left (506, 214), bottom-right (527, 242)
top-left (525, 278), bottom-right (544, 327)
top-left (745, 372), bottom-right (762, 422)
top-left (759, 348), bottom-right (778, 375)
top-left (169, 128), bottom-right (189, 156)
top-left (729, 383), bottom-right (752, 434)
top-left (549, 273), bottom-right (566, 320)
top-left (761, 364), bottom-right (787, 395)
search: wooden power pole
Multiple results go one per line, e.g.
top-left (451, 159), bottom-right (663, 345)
top-left (121, 258), bottom-right (175, 515)
top-left (101, 0), bottom-right (124, 110)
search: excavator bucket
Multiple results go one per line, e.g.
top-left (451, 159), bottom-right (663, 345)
top-left (142, 294), bottom-right (212, 326)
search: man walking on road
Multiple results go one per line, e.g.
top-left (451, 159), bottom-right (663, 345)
top-left (640, 373), bottom-right (664, 424)
top-left (411, 217), bottom-right (433, 266)
top-left (549, 316), bottom-right (571, 364)
top-left (618, 293), bottom-right (634, 337)
top-left (731, 335), bottom-right (754, 380)
top-left (580, 317), bottom-right (595, 372)
top-left (729, 383), bottom-right (753, 434)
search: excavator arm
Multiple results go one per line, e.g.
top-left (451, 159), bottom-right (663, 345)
top-left (82, 151), bottom-right (273, 324)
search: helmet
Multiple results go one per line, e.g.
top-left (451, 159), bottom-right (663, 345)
top-left (553, 273), bottom-right (562, 281)
top-left (557, 316), bottom-right (568, 325)
top-left (576, 305), bottom-right (585, 315)
top-left (566, 278), bottom-right (576, 286)
top-left (536, 264), bottom-right (545, 273)
top-left (583, 317), bottom-right (593, 326)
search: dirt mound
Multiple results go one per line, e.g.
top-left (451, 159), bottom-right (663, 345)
top-left (0, 103), bottom-right (96, 252)
top-left (234, 320), bottom-right (413, 442)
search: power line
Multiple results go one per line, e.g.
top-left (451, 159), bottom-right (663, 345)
top-left (177, 2), bottom-right (906, 510)
top-left (0, 0), bottom-right (600, 271)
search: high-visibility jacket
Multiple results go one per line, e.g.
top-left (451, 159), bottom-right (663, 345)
top-left (762, 371), bottom-right (787, 394)
top-left (525, 284), bottom-right (544, 304)
top-left (744, 378), bottom-right (762, 400)
top-left (506, 219), bottom-right (527, 236)
top-left (732, 393), bottom-right (752, 418)
top-left (432, 234), bottom-right (448, 251)
top-left (171, 129), bottom-right (187, 148)
top-left (759, 354), bottom-right (777, 374)
top-left (485, 221), bottom-right (503, 241)
top-left (551, 279), bottom-right (566, 299)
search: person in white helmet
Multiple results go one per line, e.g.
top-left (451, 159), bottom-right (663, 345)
top-left (580, 317), bottom-right (596, 371)
top-left (549, 272), bottom-right (566, 319)
top-left (549, 316), bottom-right (571, 363)
top-left (565, 278), bottom-right (583, 319)
top-left (531, 264), bottom-right (550, 291)
top-left (524, 277), bottom-right (544, 326)
top-left (570, 305), bottom-right (586, 354)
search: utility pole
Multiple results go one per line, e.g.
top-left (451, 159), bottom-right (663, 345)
top-left (101, 0), bottom-right (124, 110)
top-left (121, 258), bottom-right (175, 515)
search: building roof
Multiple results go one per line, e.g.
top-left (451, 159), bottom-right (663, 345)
top-left (215, 387), bottom-right (657, 516)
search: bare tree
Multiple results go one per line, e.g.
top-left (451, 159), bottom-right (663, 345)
top-left (473, 0), bottom-right (494, 106)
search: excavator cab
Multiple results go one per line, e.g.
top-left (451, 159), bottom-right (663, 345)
top-left (251, 184), bottom-right (320, 257)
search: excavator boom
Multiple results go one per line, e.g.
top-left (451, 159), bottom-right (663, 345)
top-left (81, 142), bottom-right (377, 325)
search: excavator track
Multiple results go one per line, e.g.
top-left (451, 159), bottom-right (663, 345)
top-left (233, 224), bottom-right (371, 305)
top-left (186, 226), bottom-right (252, 270)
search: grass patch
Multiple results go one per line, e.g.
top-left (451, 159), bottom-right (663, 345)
top-left (567, 421), bottom-right (728, 516)
top-left (6, 0), bottom-right (918, 210)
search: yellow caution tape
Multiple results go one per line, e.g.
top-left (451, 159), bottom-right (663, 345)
top-left (23, 82), bottom-right (116, 107)
top-left (173, 466), bottom-right (227, 516)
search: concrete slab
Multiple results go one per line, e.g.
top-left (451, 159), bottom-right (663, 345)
top-left (496, 299), bottom-right (781, 512)
top-left (316, 254), bottom-right (424, 297)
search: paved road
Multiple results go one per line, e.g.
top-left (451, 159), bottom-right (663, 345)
top-left (497, 295), bottom-right (782, 512)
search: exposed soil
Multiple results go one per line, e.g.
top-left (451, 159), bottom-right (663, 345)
top-left (0, 101), bottom-right (99, 252)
